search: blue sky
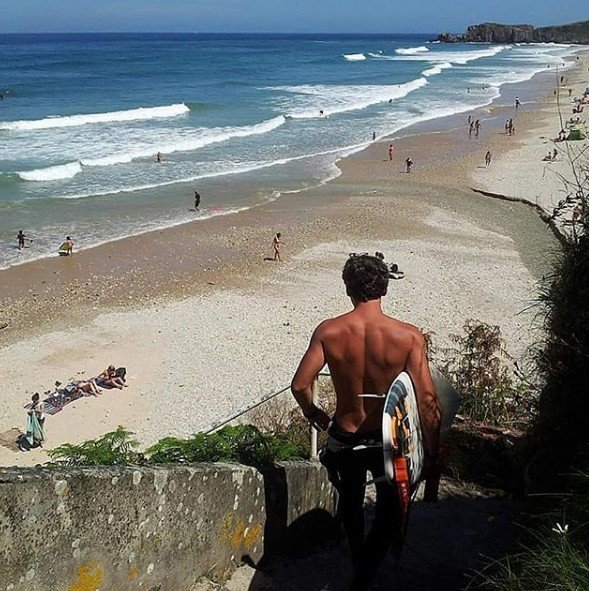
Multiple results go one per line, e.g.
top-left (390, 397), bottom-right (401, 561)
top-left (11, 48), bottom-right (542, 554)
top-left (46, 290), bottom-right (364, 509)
top-left (0, 1), bottom-right (586, 34)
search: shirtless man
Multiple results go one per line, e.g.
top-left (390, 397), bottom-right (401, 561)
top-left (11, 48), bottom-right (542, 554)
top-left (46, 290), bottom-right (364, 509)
top-left (291, 254), bottom-right (441, 591)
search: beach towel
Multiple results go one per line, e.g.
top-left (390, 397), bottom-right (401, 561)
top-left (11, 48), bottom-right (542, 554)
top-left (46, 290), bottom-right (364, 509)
top-left (25, 387), bottom-right (86, 416)
top-left (25, 412), bottom-right (44, 447)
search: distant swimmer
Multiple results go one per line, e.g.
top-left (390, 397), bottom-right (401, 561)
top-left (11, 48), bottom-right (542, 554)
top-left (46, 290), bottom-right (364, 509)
top-left (467, 87), bottom-right (470, 93)
top-left (156, 152), bottom-right (163, 163)
top-left (405, 157), bottom-right (413, 173)
top-left (194, 191), bottom-right (201, 210)
top-left (388, 144), bottom-right (395, 162)
top-left (388, 99), bottom-right (393, 104)
top-left (319, 110), bottom-right (324, 117)
top-left (58, 236), bottom-right (74, 256)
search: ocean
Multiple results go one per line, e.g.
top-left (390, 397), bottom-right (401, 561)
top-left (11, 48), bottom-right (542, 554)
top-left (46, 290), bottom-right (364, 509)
top-left (0, 33), bottom-right (580, 269)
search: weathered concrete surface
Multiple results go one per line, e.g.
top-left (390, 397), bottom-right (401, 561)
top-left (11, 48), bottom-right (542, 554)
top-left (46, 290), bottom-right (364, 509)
top-left (0, 462), bottom-right (335, 591)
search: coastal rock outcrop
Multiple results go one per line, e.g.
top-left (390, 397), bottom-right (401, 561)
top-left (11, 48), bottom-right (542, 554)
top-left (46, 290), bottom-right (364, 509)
top-left (437, 20), bottom-right (589, 44)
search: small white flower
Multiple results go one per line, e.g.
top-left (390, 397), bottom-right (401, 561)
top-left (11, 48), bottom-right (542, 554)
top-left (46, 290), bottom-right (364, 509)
top-left (551, 523), bottom-right (569, 535)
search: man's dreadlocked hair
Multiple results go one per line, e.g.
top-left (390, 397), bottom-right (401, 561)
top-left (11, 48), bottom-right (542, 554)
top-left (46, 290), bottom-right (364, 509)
top-left (342, 254), bottom-right (389, 302)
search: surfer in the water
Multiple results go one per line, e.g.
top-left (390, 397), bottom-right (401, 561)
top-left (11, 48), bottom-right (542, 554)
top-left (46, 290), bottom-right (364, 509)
top-left (291, 254), bottom-right (441, 591)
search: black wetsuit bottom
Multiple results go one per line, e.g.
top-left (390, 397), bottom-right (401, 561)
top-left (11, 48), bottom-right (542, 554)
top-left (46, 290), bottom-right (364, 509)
top-left (321, 422), bottom-right (403, 590)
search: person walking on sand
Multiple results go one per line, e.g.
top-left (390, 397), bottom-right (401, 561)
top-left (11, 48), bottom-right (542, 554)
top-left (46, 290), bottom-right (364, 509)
top-left (474, 119), bottom-right (481, 138)
top-left (405, 157), bottom-right (413, 173)
top-left (485, 150), bottom-right (492, 167)
top-left (273, 232), bottom-right (282, 262)
top-left (515, 97), bottom-right (521, 110)
top-left (469, 121), bottom-right (474, 137)
top-left (388, 145), bottom-right (395, 162)
top-left (291, 254), bottom-right (441, 591)
top-left (194, 191), bottom-right (201, 210)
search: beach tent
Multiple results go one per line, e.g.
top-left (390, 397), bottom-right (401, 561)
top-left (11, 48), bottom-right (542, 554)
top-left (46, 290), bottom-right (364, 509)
top-left (568, 125), bottom-right (586, 141)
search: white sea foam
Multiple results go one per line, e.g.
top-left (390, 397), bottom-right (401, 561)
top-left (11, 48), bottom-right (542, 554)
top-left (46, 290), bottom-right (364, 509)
top-left (395, 46), bottom-right (429, 55)
top-left (15, 116), bottom-right (287, 180)
top-left (342, 53), bottom-right (366, 61)
top-left (276, 77), bottom-right (428, 119)
top-left (372, 45), bottom-right (508, 65)
top-left (422, 62), bottom-right (453, 77)
top-left (18, 161), bottom-right (83, 181)
top-left (0, 103), bottom-right (190, 131)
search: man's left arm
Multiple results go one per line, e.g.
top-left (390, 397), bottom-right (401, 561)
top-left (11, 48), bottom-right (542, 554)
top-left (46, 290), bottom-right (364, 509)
top-left (291, 325), bottom-right (330, 431)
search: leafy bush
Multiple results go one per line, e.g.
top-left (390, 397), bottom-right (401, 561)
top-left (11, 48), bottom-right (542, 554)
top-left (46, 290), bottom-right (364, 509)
top-left (49, 424), bottom-right (308, 470)
top-left (438, 320), bottom-right (531, 426)
top-left (48, 426), bottom-right (143, 466)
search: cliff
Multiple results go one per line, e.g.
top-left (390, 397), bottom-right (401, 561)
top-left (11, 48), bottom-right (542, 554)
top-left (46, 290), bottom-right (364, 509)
top-left (437, 20), bottom-right (589, 44)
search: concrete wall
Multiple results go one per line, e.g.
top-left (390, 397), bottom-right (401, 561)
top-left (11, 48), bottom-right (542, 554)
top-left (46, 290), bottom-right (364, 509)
top-left (0, 461), bottom-right (336, 591)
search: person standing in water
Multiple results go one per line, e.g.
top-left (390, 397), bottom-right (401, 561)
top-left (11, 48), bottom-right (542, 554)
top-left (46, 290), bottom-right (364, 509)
top-left (156, 152), bottom-right (162, 163)
top-left (273, 232), bottom-right (282, 262)
top-left (17, 230), bottom-right (29, 250)
top-left (194, 191), bottom-right (201, 210)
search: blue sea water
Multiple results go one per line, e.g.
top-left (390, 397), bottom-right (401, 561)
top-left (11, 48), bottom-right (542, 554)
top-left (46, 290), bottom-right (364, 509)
top-left (0, 33), bottom-right (580, 268)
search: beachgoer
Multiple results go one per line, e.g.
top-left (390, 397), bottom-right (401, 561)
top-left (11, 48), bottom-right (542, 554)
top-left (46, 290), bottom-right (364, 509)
top-left (569, 88), bottom-right (573, 97)
top-left (372, 131), bottom-right (376, 141)
top-left (58, 236), bottom-right (74, 256)
top-left (515, 97), bottom-right (521, 110)
top-left (474, 119), bottom-right (481, 138)
top-left (273, 232), bottom-right (282, 262)
top-left (17, 230), bottom-right (28, 250)
top-left (97, 365), bottom-right (127, 390)
top-left (468, 115), bottom-right (472, 126)
top-left (505, 120), bottom-right (510, 134)
top-left (405, 157), bottom-right (413, 173)
top-left (388, 145), bottom-right (395, 162)
top-left (291, 254), bottom-right (441, 591)
top-left (73, 379), bottom-right (102, 396)
top-left (469, 122), bottom-right (474, 137)
top-left (485, 150), bottom-right (492, 167)
top-left (156, 152), bottom-right (162, 163)
top-left (552, 148), bottom-right (558, 161)
top-left (319, 110), bottom-right (324, 117)
top-left (467, 86), bottom-right (470, 93)
top-left (20, 393), bottom-right (46, 451)
top-left (194, 191), bottom-right (201, 210)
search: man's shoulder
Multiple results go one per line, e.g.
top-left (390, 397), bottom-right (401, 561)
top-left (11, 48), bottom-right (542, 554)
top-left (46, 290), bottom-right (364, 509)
top-left (382, 315), bottom-right (424, 340)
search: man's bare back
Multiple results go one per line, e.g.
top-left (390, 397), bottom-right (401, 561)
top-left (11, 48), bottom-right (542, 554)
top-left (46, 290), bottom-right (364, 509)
top-left (291, 254), bottom-right (441, 589)
top-left (292, 300), bottom-right (439, 453)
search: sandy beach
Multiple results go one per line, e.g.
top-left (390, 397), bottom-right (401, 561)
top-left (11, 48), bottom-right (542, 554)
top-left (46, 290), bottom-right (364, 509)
top-left (1, 50), bottom-right (587, 467)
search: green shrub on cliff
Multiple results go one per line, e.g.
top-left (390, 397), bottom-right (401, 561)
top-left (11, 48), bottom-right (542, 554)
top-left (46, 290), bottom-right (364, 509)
top-left (48, 424), bottom-right (308, 470)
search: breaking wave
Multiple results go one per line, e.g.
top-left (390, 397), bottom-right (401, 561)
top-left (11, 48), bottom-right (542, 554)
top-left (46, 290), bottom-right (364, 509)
top-left (277, 77), bottom-right (428, 119)
top-left (342, 53), bottom-right (367, 61)
top-left (0, 103), bottom-right (191, 131)
top-left (395, 46), bottom-right (429, 55)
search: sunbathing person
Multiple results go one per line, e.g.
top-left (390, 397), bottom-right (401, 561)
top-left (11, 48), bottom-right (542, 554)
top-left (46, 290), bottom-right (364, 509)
top-left (97, 365), bottom-right (127, 389)
top-left (71, 379), bottom-right (102, 396)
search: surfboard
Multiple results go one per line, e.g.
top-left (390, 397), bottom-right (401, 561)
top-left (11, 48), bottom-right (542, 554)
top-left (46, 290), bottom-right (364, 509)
top-left (382, 366), bottom-right (461, 534)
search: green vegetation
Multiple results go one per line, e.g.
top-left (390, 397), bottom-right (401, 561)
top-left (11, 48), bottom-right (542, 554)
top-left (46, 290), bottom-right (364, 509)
top-left (48, 424), bottom-right (308, 470)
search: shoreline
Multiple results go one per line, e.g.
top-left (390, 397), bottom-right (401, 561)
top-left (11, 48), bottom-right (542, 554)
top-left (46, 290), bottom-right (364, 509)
top-left (0, 50), bottom-right (586, 466)
top-left (1, 52), bottom-right (584, 342)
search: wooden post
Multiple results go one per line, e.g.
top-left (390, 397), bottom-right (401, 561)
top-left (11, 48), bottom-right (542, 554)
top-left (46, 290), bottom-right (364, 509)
top-left (311, 379), bottom-right (319, 460)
